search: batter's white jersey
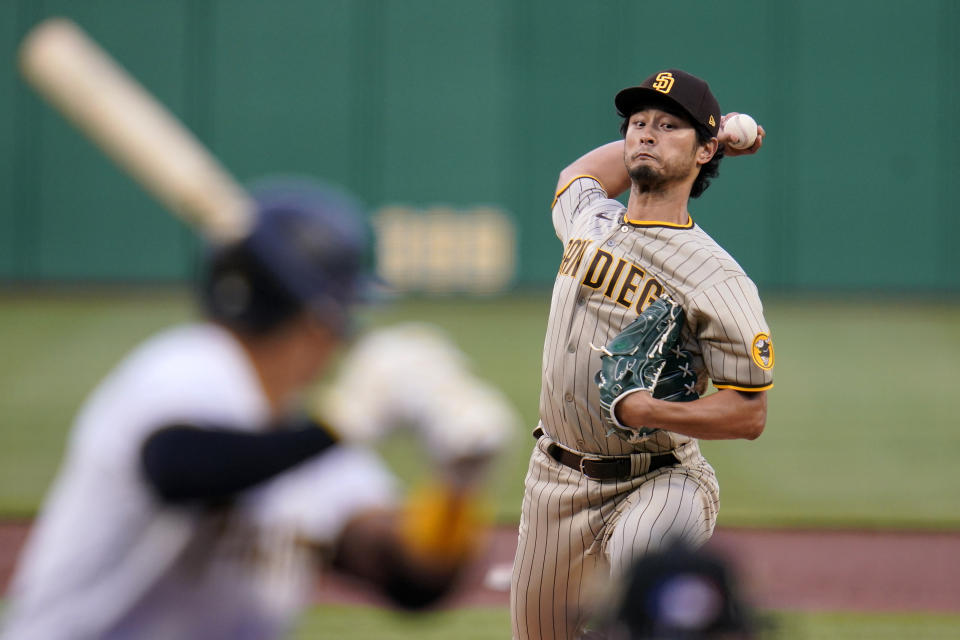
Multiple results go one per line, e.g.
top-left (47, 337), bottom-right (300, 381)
top-left (541, 175), bottom-right (774, 455)
top-left (2, 324), bottom-right (395, 640)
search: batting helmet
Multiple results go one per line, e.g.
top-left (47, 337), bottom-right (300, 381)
top-left (200, 177), bottom-right (371, 335)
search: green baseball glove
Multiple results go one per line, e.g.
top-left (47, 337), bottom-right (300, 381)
top-left (654, 344), bottom-right (700, 404)
top-left (593, 294), bottom-right (698, 443)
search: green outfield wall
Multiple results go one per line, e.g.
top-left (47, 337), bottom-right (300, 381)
top-left (1, 0), bottom-right (957, 290)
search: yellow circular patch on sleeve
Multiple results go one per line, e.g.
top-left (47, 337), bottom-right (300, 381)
top-left (751, 333), bottom-right (774, 370)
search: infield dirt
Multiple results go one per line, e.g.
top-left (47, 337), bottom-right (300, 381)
top-left (4, 522), bottom-right (956, 613)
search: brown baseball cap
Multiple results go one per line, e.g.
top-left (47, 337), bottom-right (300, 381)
top-left (615, 69), bottom-right (721, 137)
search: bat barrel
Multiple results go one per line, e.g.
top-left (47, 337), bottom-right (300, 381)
top-left (18, 17), bottom-right (255, 243)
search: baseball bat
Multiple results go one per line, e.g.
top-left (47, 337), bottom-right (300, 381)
top-left (18, 17), bottom-right (255, 243)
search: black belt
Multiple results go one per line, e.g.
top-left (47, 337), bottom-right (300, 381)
top-left (534, 427), bottom-right (678, 481)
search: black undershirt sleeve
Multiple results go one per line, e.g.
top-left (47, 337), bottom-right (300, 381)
top-left (140, 416), bottom-right (338, 504)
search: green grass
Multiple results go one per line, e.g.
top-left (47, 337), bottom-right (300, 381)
top-left (289, 605), bottom-right (511, 640)
top-left (290, 605), bottom-right (960, 639)
top-left (770, 610), bottom-right (960, 639)
top-left (3, 599), bottom-right (958, 638)
top-left (1, 291), bottom-right (959, 528)
top-left (700, 298), bottom-right (960, 528)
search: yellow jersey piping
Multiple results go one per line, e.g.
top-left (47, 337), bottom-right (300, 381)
top-left (713, 382), bottom-right (774, 392)
top-left (551, 174), bottom-right (604, 208)
top-left (623, 213), bottom-right (695, 229)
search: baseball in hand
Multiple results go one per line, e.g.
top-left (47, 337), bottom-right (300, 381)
top-left (723, 113), bottom-right (758, 150)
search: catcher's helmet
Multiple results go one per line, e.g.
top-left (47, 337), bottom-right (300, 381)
top-left (200, 178), bottom-right (371, 335)
top-left (596, 542), bottom-right (757, 639)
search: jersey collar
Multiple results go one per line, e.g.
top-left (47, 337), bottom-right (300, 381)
top-left (622, 211), bottom-right (695, 229)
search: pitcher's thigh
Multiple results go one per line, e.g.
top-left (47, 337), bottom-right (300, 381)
top-left (604, 469), bottom-right (717, 577)
top-left (510, 457), bottom-right (602, 639)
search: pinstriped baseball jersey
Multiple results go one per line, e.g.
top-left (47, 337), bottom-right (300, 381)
top-left (540, 175), bottom-right (774, 455)
top-left (510, 174), bottom-right (773, 640)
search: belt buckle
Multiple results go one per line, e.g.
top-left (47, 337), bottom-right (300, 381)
top-left (578, 455), bottom-right (604, 477)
